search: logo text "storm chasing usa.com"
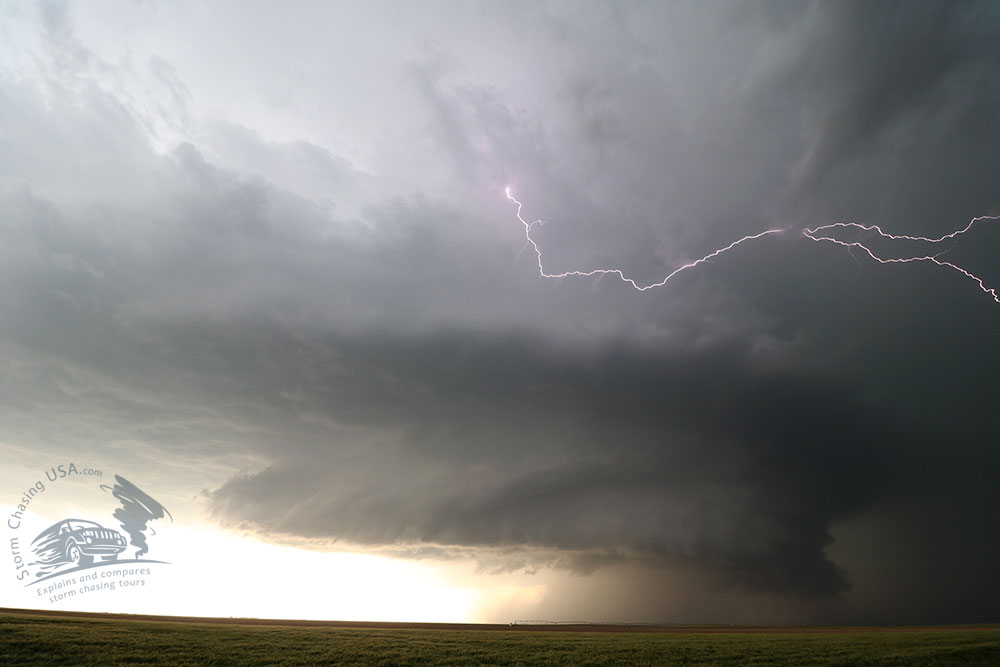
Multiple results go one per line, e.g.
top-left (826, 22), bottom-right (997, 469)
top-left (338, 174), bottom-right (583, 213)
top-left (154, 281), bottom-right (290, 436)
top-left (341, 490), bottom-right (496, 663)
top-left (7, 464), bottom-right (172, 604)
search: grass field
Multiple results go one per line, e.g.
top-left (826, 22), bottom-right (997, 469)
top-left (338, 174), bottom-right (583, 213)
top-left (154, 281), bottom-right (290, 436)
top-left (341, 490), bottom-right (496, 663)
top-left (2, 609), bottom-right (1000, 666)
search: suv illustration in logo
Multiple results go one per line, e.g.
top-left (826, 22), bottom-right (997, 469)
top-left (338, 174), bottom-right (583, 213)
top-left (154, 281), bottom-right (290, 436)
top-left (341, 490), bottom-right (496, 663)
top-left (31, 518), bottom-right (128, 568)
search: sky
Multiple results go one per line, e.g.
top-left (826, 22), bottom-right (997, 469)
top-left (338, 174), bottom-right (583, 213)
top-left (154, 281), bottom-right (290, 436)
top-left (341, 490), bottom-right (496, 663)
top-left (1, 0), bottom-right (1000, 625)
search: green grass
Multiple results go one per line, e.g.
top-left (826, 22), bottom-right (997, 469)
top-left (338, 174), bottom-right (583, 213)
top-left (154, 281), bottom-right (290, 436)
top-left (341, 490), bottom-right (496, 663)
top-left (2, 611), bottom-right (1000, 666)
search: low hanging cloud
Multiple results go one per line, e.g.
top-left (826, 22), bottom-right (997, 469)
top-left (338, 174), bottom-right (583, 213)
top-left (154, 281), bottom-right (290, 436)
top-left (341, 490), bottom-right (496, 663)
top-left (204, 330), bottom-right (914, 597)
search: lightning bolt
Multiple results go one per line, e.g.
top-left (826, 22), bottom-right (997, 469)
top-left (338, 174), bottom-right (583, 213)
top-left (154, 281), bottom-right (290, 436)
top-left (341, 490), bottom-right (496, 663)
top-left (804, 219), bottom-right (1000, 303)
top-left (505, 188), bottom-right (1000, 304)
top-left (505, 187), bottom-right (787, 292)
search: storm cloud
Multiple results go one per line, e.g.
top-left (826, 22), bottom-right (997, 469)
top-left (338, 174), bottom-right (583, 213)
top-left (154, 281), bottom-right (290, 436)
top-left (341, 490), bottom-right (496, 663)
top-left (2, 0), bottom-right (1000, 624)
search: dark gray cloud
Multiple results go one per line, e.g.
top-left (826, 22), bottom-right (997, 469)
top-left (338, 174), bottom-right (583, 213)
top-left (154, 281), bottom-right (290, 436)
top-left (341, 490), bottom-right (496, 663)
top-left (2, 0), bottom-right (1000, 624)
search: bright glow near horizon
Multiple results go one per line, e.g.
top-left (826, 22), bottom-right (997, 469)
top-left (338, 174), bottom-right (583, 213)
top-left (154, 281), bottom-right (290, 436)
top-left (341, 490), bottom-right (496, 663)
top-left (158, 525), bottom-right (484, 622)
top-left (1, 499), bottom-right (553, 623)
top-left (3, 510), bottom-right (474, 621)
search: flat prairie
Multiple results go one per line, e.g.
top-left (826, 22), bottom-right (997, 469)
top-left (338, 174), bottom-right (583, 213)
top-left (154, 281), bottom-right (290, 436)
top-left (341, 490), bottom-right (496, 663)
top-left (2, 608), bottom-right (999, 666)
